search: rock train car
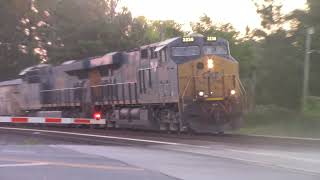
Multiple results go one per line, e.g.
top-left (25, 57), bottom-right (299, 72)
top-left (1, 34), bottom-right (245, 133)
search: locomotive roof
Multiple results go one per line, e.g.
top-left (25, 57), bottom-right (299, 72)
top-left (90, 52), bottom-right (122, 68)
top-left (138, 36), bottom-right (230, 53)
top-left (136, 35), bottom-right (233, 63)
top-left (18, 35), bottom-right (232, 76)
top-left (64, 52), bottom-right (122, 73)
top-left (139, 37), bottom-right (180, 50)
top-left (0, 79), bottom-right (22, 87)
top-left (19, 64), bottom-right (51, 76)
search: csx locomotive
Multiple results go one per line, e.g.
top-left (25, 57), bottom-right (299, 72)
top-left (0, 34), bottom-right (245, 133)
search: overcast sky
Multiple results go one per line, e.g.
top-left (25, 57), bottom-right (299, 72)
top-left (120, 0), bottom-right (307, 32)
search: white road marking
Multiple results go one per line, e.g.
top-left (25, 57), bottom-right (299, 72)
top-left (211, 151), bottom-right (320, 176)
top-left (60, 145), bottom-right (320, 176)
top-left (0, 157), bottom-right (143, 171)
top-left (1, 150), bottom-right (36, 155)
top-left (0, 162), bottom-right (49, 168)
top-left (0, 127), bottom-right (212, 150)
top-left (229, 149), bottom-right (320, 163)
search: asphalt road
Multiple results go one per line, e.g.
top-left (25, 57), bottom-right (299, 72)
top-left (0, 128), bottom-right (319, 180)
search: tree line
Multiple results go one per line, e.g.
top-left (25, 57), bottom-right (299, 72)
top-left (0, 0), bottom-right (319, 110)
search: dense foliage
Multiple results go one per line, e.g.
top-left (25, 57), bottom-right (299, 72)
top-left (0, 0), bottom-right (319, 110)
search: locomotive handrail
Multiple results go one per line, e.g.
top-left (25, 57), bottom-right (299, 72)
top-left (181, 77), bottom-right (192, 98)
top-left (181, 76), bottom-right (192, 111)
top-left (40, 82), bottom-right (137, 92)
top-left (40, 87), bottom-right (85, 92)
top-left (180, 74), bottom-right (235, 78)
top-left (237, 77), bottom-right (246, 96)
top-left (138, 67), bottom-right (155, 71)
top-left (90, 82), bottom-right (136, 88)
top-left (236, 77), bottom-right (249, 112)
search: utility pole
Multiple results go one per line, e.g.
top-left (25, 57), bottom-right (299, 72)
top-left (159, 21), bottom-right (164, 41)
top-left (302, 27), bottom-right (315, 112)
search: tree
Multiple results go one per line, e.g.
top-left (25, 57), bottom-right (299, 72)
top-left (288, 0), bottom-right (320, 97)
top-left (0, 0), bottom-right (41, 80)
top-left (253, 0), bottom-right (286, 32)
top-left (254, 31), bottom-right (303, 108)
top-left (128, 17), bottom-right (184, 47)
top-left (252, 0), bottom-right (304, 109)
top-left (40, 0), bottom-right (127, 63)
top-left (0, 0), bottom-right (185, 76)
top-left (151, 20), bottom-right (184, 40)
top-left (37, 0), bottom-right (183, 64)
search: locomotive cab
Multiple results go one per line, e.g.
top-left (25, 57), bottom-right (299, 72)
top-left (167, 34), bottom-right (244, 133)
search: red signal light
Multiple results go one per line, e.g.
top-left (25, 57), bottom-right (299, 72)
top-left (94, 112), bottom-right (101, 120)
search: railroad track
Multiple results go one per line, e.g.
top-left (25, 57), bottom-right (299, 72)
top-left (1, 124), bottom-right (320, 149)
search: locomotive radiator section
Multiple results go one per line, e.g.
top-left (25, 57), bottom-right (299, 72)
top-left (178, 55), bottom-right (243, 133)
top-left (0, 79), bottom-right (23, 116)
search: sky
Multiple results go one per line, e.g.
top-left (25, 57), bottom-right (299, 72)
top-left (119, 0), bottom-right (307, 32)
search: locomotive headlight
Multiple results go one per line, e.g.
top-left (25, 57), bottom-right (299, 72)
top-left (207, 59), bottom-right (214, 69)
top-left (198, 91), bottom-right (205, 97)
top-left (230, 90), bottom-right (236, 95)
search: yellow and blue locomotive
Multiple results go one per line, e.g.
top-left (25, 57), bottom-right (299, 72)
top-left (0, 34), bottom-right (244, 133)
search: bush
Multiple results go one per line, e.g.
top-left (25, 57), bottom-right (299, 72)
top-left (245, 105), bottom-right (297, 125)
top-left (242, 104), bottom-right (320, 137)
top-left (304, 96), bottom-right (320, 117)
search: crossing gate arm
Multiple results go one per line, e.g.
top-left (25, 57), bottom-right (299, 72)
top-left (0, 116), bottom-right (106, 125)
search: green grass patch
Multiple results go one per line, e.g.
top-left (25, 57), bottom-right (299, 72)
top-left (240, 105), bottom-right (320, 138)
top-left (304, 96), bottom-right (320, 117)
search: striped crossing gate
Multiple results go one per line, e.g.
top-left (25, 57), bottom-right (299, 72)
top-left (0, 116), bottom-right (106, 125)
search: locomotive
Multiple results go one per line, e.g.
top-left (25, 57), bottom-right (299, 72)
top-left (0, 34), bottom-right (245, 133)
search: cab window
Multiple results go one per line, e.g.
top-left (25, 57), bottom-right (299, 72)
top-left (171, 46), bottom-right (200, 57)
top-left (203, 45), bottom-right (228, 55)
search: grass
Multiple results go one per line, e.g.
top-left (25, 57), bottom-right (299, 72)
top-left (304, 96), bottom-right (320, 117)
top-left (239, 105), bottom-right (320, 138)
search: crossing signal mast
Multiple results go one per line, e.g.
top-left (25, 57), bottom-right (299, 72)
top-left (302, 27), bottom-right (317, 113)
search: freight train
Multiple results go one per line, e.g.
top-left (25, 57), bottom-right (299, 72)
top-left (0, 34), bottom-right (245, 133)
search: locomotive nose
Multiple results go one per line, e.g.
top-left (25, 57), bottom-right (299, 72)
top-left (193, 56), bottom-right (225, 99)
top-left (178, 55), bottom-right (238, 101)
top-left (194, 56), bottom-right (217, 72)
